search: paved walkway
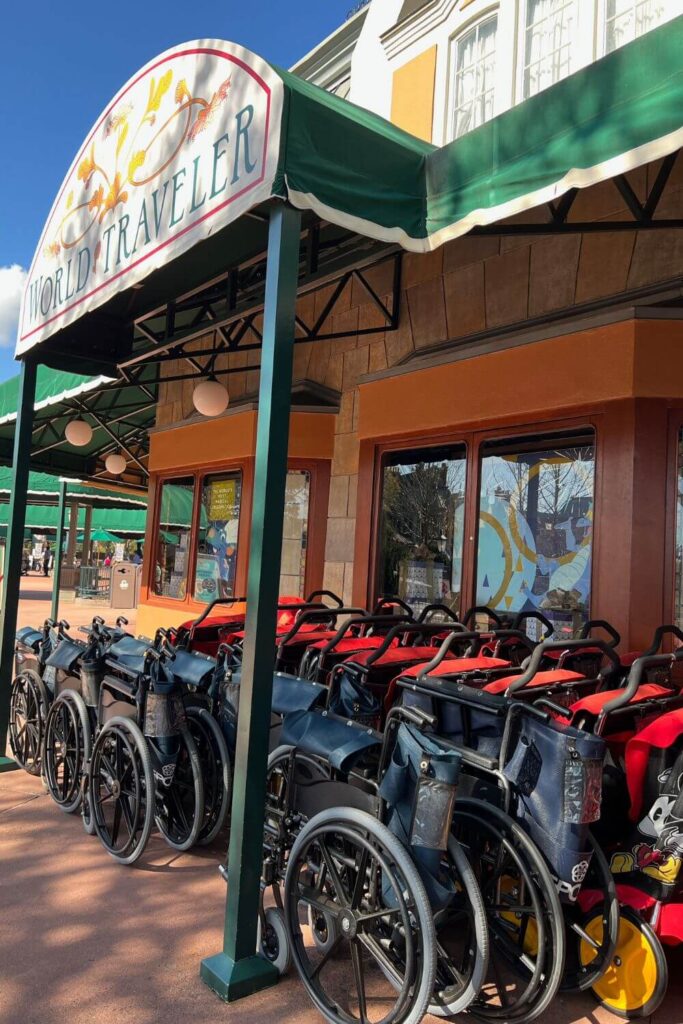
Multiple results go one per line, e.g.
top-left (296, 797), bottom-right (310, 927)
top-left (2, 769), bottom-right (683, 1024)
top-left (15, 572), bottom-right (138, 634)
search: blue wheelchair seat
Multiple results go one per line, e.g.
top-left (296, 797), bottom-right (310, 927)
top-left (281, 708), bottom-right (382, 773)
top-left (15, 626), bottom-right (43, 651)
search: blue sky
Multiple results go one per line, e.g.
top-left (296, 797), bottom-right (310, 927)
top-left (0, 0), bottom-right (352, 380)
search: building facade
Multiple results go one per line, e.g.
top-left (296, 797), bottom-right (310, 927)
top-left (134, 5), bottom-right (683, 653)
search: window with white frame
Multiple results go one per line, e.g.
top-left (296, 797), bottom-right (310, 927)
top-left (451, 16), bottom-right (498, 139)
top-left (605, 0), bottom-right (676, 53)
top-left (523, 0), bottom-right (577, 99)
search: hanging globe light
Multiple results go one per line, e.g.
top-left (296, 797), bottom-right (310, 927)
top-left (192, 375), bottom-right (229, 417)
top-left (105, 452), bottom-right (127, 475)
top-left (65, 418), bottom-right (93, 447)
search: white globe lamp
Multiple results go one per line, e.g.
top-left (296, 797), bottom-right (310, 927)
top-left (192, 376), bottom-right (229, 417)
top-left (65, 418), bottom-right (93, 447)
top-left (105, 452), bottom-right (127, 475)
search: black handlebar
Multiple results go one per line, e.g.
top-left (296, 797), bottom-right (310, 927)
top-left (504, 637), bottom-right (621, 694)
top-left (318, 614), bottom-right (411, 656)
top-left (372, 596), bottom-right (415, 619)
top-left (580, 618), bottom-right (621, 648)
top-left (306, 590), bottom-right (344, 608)
top-left (642, 624), bottom-right (683, 657)
top-left (512, 611), bottom-right (554, 639)
top-left (462, 606), bottom-right (504, 629)
top-left (413, 630), bottom-right (482, 678)
top-left (363, 621), bottom-right (468, 669)
top-left (277, 607), bottom-right (369, 647)
top-left (416, 603), bottom-right (459, 624)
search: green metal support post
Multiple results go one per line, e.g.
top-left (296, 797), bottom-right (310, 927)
top-left (200, 202), bottom-right (301, 1000)
top-left (0, 359), bottom-right (37, 772)
top-left (51, 480), bottom-right (68, 622)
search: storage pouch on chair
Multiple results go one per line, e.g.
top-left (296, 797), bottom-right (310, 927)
top-left (44, 639), bottom-right (85, 673)
top-left (328, 667), bottom-right (381, 726)
top-left (280, 708), bottom-right (381, 773)
top-left (400, 685), bottom-right (505, 757)
top-left (15, 627), bottom-right (43, 652)
top-left (503, 712), bottom-right (604, 902)
top-left (379, 723), bottom-right (461, 910)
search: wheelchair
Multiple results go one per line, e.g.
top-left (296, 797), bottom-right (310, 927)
top-left (9, 617), bottom-right (71, 774)
top-left (258, 702), bottom-right (490, 1024)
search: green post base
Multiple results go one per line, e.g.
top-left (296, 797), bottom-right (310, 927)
top-left (200, 952), bottom-right (279, 1002)
top-left (0, 756), bottom-right (19, 773)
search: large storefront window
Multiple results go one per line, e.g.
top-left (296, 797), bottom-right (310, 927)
top-left (153, 477), bottom-right (195, 599)
top-left (280, 471), bottom-right (311, 598)
top-left (477, 435), bottom-right (595, 634)
top-left (377, 446), bottom-right (467, 614)
top-left (194, 472), bottom-right (242, 603)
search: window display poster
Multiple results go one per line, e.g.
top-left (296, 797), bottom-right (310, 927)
top-left (207, 479), bottom-right (238, 522)
top-left (195, 554), bottom-right (220, 604)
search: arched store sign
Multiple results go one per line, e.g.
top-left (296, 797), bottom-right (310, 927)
top-left (17, 40), bottom-right (283, 354)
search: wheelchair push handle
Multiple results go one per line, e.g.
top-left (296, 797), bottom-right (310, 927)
top-left (601, 653), bottom-right (675, 715)
top-left (385, 704), bottom-right (438, 732)
top-left (372, 595), bottom-right (415, 619)
top-left (186, 595), bottom-right (248, 632)
top-left (580, 618), bottom-right (621, 647)
top-left (319, 613), bottom-right (412, 655)
top-left (512, 610), bottom-right (554, 639)
top-left (305, 589), bottom-right (344, 608)
top-left (642, 623), bottom-right (683, 657)
top-left (278, 606), bottom-right (369, 647)
top-left (58, 619), bottom-right (71, 635)
top-left (462, 605), bottom-right (504, 629)
top-left (115, 615), bottom-right (129, 628)
top-left (504, 637), bottom-right (622, 694)
top-left (414, 630), bottom-right (482, 679)
top-left (416, 603), bottom-right (460, 624)
top-left (364, 621), bottom-right (469, 668)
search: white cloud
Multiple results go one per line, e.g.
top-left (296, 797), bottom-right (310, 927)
top-left (0, 265), bottom-right (27, 349)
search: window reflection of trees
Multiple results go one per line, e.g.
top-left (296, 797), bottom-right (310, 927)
top-left (379, 454), bottom-right (466, 611)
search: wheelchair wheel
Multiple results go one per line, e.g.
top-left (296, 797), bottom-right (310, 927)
top-left (258, 906), bottom-right (292, 976)
top-left (9, 670), bottom-right (47, 774)
top-left (154, 726), bottom-right (204, 851)
top-left (42, 690), bottom-right (90, 813)
top-left (583, 906), bottom-right (668, 1018)
top-left (285, 806), bottom-right (437, 1024)
top-left (90, 716), bottom-right (154, 865)
top-left (186, 707), bottom-right (231, 845)
top-left (81, 783), bottom-right (96, 835)
top-left (561, 834), bottom-right (619, 991)
top-left (453, 799), bottom-right (565, 1023)
top-left (429, 835), bottom-right (490, 1017)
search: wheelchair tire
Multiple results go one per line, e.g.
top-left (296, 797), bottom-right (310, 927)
top-left (453, 798), bottom-right (565, 1024)
top-left (90, 716), bottom-right (154, 865)
top-left (43, 689), bottom-right (90, 813)
top-left (9, 670), bottom-right (47, 775)
top-left (81, 784), bottom-right (96, 835)
top-left (155, 726), bottom-right (205, 852)
top-left (258, 906), bottom-right (292, 976)
top-left (285, 806), bottom-right (437, 1024)
top-left (186, 707), bottom-right (231, 845)
top-left (429, 835), bottom-right (490, 1017)
top-left (584, 906), bottom-right (668, 1018)
top-left (562, 833), bottom-right (619, 991)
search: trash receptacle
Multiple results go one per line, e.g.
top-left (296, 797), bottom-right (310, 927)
top-left (110, 561), bottom-right (140, 609)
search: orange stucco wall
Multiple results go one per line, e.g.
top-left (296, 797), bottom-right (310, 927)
top-left (358, 320), bottom-right (683, 440)
top-left (390, 46), bottom-right (437, 143)
top-left (149, 409), bottom-right (336, 472)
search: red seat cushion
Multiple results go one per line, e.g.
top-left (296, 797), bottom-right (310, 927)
top-left (399, 656), bottom-right (511, 679)
top-left (282, 629), bottom-right (336, 647)
top-left (544, 646), bottom-right (604, 661)
top-left (307, 636), bottom-right (392, 653)
top-left (347, 646), bottom-right (459, 669)
top-left (569, 683), bottom-right (671, 716)
top-left (484, 668), bottom-right (584, 695)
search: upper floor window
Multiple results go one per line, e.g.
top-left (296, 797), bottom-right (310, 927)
top-left (605, 0), bottom-right (675, 52)
top-left (452, 16), bottom-right (498, 139)
top-left (524, 0), bottom-right (577, 99)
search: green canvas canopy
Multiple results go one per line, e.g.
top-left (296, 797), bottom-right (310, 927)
top-left (0, 505), bottom-right (146, 536)
top-left (0, 466), bottom-right (147, 509)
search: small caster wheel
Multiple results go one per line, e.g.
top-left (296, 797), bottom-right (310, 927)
top-left (307, 903), bottom-right (339, 954)
top-left (584, 906), bottom-right (668, 1018)
top-left (258, 907), bottom-right (291, 976)
top-left (82, 788), bottom-right (96, 835)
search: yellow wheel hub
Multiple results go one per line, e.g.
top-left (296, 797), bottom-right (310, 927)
top-left (499, 875), bottom-right (539, 956)
top-left (582, 913), bottom-right (660, 1013)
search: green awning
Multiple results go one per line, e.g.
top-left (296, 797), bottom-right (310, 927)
top-left (0, 367), bottom-right (111, 425)
top-left (0, 466), bottom-right (147, 509)
top-left (281, 16), bottom-right (683, 250)
top-left (0, 505), bottom-right (147, 536)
